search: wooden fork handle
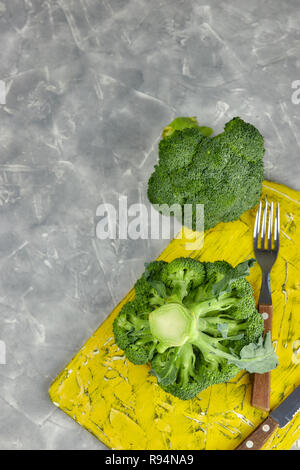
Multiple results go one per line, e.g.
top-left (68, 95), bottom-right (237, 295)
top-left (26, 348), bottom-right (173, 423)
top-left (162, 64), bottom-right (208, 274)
top-left (251, 304), bottom-right (273, 412)
top-left (236, 416), bottom-right (278, 450)
top-left (258, 304), bottom-right (273, 332)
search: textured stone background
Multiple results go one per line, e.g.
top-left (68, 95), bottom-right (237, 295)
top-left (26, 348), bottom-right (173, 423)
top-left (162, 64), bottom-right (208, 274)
top-left (0, 0), bottom-right (299, 450)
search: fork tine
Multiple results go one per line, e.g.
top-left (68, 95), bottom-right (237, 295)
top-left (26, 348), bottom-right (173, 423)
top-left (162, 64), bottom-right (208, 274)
top-left (267, 201), bottom-right (274, 250)
top-left (253, 201), bottom-right (262, 247)
top-left (274, 202), bottom-right (280, 249)
top-left (261, 200), bottom-right (268, 249)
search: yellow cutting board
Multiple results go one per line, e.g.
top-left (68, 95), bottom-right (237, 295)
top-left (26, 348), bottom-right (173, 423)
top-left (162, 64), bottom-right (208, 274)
top-left (49, 180), bottom-right (300, 450)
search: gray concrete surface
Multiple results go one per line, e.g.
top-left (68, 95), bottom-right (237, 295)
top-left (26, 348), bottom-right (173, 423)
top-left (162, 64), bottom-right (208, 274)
top-left (0, 0), bottom-right (299, 450)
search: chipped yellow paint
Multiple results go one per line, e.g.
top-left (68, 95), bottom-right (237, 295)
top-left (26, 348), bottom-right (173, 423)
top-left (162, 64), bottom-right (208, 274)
top-left (49, 181), bottom-right (300, 450)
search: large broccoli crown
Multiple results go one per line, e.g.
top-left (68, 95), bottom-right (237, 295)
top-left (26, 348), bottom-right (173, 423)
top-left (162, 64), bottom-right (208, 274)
top-left (147, 116), bottom-right (265, 230)
top-left (113, 257), bottom-right (278, 400)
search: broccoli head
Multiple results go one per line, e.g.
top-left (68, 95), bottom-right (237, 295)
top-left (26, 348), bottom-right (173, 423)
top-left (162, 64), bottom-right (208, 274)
top-left (113, 257), bottom-right (278, 400)
top-left (147, 116), bottom-right (265, 231)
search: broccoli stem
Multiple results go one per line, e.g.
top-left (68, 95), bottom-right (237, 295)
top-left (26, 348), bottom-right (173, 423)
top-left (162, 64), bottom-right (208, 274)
top-left (187, 293), bottom-right (238, 318)
top-left (149, 303), bottom-right (194, 352)
top-left (190, 330), bottom-right (238, 367)
top-left (176, 342), bottom-right (196, 385)
top-left (198, 315), bottom-right (247, 338)
top-left (149, 296), bottom-right (165, 307)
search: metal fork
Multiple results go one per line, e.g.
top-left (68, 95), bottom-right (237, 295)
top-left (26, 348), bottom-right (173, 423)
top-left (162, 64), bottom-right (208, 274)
top-left (251, 200), bottom-right (280, 411)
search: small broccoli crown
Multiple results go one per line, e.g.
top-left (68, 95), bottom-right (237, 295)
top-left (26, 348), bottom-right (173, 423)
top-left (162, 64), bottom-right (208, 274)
top-left (142, 260), bottom-right (168, 283)
top-left (147, 116), bottom-right (265, 231)
top-left (151, 343), bottom-right (200, 400)
top-left (196, 361), bottom-right (240, 389)
top-left (225, 293), bottom-right (257, 320)
top-left (125, 340), bottom-right (156, 365)
top-left (162, 257), bottom-right (206, 288)
top-left (113, 321), bottom-right (132, 350)
top-left (134, 260), bottom-right (168, 307)
top-left (159, 257), bottom-right (206, 302)
top-left (230, 277), bottom-right (255, 297)
top-left (190, 260), bottom-right (234, 303)
top-left (134, 276), bottom-right (150, 299)
top-left (113, 302), bottom-right (138, 350)
top-left (160, 379), bottom-right (202, 401)
top-left (113, 257), bottom-right (277, 401)
top-left (205, 260), bottom-right (234, 284)
top-left (113, 299), bottom-right (151, 352)
top-left (239, 309), bottom-right (264, 345)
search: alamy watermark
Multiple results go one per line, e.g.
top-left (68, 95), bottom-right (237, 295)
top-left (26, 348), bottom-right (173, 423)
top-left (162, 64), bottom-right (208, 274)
top-left (291, 80), bottom-right (300, 104)
top-left (0, 340), bottom-right (6, 364)
top-left (0, 80), bottom-right (6, 105)
top-left (95, 197), bottom-right (204, 250)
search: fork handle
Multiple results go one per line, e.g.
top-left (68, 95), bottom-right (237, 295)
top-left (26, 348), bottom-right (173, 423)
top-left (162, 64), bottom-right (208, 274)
top-left (251, 304), bottom-right (273, 412)
top-left (258, 303), bottom-right (273, 332)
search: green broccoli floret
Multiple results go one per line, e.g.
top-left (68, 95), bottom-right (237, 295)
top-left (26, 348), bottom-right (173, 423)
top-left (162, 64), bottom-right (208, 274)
top-left (113, 299), bottom-right (156, 364)
top-left (147, 116), bottom-right (265, 231)
top-left (151, 342), bottom-right (240, 401)
top-left (113, 257), bottom-right (278, 400)
top-left (151, 343), bottom-right (206, 401)
top-left (223, 117), bottom-right (265, 163)
top-left (160, 257), bottom-right (205, 302)
top-left (125, 339), bottom-right (157, 365)
top-left (134, 260), bottom-right (168, 308)
top-left (158, 127), bottom-right (206, 172)
top-left (162, 257), bottom-right (206, 288)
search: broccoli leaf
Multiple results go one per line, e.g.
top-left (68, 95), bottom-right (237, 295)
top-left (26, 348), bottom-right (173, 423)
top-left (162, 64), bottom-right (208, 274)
top-left (198, 126), bottom-right (214, 137)
top-left (228, 332), bottom-right (278, 373)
